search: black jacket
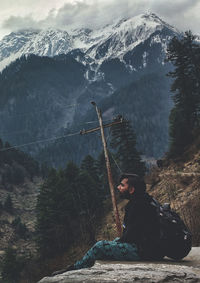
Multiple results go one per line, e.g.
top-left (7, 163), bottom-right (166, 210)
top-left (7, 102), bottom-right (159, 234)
top-left (120, 192), bottom-right (164, 260)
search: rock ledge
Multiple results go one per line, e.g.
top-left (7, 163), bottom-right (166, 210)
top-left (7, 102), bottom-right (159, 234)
top-left (38, 248), bottom-right (200, 282)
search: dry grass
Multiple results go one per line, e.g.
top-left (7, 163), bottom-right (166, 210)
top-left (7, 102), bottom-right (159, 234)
top-left (180, 196), bottom-right (200, 246)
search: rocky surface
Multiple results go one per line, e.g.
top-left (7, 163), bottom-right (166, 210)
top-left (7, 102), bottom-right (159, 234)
top-left (38, 248), bottom-right (200, 282)
top-left (146, 147), bottom-right (200, 246)
top-left (0, 177), bottom-right (42, 258)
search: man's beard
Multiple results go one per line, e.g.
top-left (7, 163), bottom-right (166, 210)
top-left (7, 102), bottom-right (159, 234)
top-left (119, 190), bottom-right (131, 200)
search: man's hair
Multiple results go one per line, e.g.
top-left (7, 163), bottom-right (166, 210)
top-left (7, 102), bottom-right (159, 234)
top-left (119, 173), bottom-right (146, 194)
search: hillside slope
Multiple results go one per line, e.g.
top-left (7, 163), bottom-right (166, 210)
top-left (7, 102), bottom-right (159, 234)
top-left (0, 139), bottom-right (43, 260)
top-left (146, 142), bottom-right (200, 246)
top-left (95, 139), bottom-right (200, 246)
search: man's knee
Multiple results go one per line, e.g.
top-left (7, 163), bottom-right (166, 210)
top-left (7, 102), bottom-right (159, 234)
top-left (94, 240), bottom-right (106, 250)
top-left (92, 240), bottom-right (108, 257)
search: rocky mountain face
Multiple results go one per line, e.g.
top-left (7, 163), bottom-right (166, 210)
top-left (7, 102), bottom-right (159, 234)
top-left (0, 141), bottom-right (42, 260)
top-left (0, 12), bottom-right (179, 166)
top-left (145, 136), bottom-right (200, 246)
top-left (0, 177), bottom-right (41, 259)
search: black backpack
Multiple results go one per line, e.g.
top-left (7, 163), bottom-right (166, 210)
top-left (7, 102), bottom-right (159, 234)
top-left (151, 198), bottom-right (192, 260)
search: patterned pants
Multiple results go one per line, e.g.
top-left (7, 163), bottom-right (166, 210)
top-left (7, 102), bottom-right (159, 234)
top-left (74, 238), bottom-right (140, 270)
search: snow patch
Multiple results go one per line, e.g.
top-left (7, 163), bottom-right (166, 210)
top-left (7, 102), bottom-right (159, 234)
top-left (0, 51), bottom-right (22, 72)
top-left (142, 51), bottom-right (148, 68)
top-left (0, 12), bottom-right (179, 74)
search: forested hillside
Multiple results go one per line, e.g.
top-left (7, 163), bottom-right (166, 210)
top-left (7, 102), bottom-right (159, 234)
top-left (36, 69), bottom-right (172, 167)
top-left (0, 118), bottom-right (145, 282)
top-left (0, 138), bottom-right (40, 186)
top-left (0, 138), bottom-right (42, 281)
top-left (0, 13), bottom-right (178, 167)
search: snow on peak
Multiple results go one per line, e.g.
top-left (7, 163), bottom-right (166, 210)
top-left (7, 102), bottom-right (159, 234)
top-left (84, 12), bottom-right (178, 64)
top-left (0, 12), bottom-right (179, 71)
top-left (142, 12), bottom-right (179, 33)
top-left (21, 29), bottom-right (73, 57)
top-left (0, 29), bottom-right (73, 70)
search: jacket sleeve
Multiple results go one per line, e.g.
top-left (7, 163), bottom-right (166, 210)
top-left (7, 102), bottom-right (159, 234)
top-left (119, 201), bottom-right (158, 244)
top-left (119, 202), bottom-right (144, 243)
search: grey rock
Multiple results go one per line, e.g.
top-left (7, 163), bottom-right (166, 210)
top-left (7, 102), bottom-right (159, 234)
top-left (38, 248), bottom-right (200, 283)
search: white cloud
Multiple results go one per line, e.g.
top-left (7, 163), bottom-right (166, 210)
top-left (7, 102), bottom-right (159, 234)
top-left (0, 0), bottom-right (199, 39)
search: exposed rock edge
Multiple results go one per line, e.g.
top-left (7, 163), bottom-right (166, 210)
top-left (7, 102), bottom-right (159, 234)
top-left (38, 247), bottom-right (200, 282)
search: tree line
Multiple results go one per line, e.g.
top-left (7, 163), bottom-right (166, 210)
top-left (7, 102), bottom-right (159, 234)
top-left (0, 117), bottom-right (145, 282)
top-left (166, 31), bottom-right (200, 157)
top-left (0, 139), bottom-right (40, 185)
top-left (36, 117), bottom-right (145, 258)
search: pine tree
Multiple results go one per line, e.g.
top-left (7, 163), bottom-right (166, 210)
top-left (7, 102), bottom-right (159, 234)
top-left (96, 150), bottom-right (119, 196)
top-left (166, 31), bottom-right (200, 156)
top-left (36, 163), bottom-right (81, 257)
top-left (80, 155), bottom-right (106, 213)
top-left (4, 194), bottom-right (13, 213)
top-left (12, 217), bottom-right (28, 239)
top-left (81, 155), bottom-right (99, 179)
top-left (110, 117), bottom-right (146, 177)
top-left (80, 155), bottom-right (102, 198)
top-left (0, 201), bottom-right (3, 215)
top-left (0, 138), bottom-right (3, 165)
top-left (0, 138), bottom-right (3, 151)
top-left (36, 160), bottom-right (107, 258)
top-left (76, 171), bottom-right (101, 242)
top-left (1, 247), bottom-right (23, 282)
top-left (36, 168), bottom-right (72, 257)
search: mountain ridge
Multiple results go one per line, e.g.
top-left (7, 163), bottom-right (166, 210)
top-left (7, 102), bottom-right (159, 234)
top-left (0, 12), bottom-right (179, 72)
top-left (0, 12), bottom-right (178, 165)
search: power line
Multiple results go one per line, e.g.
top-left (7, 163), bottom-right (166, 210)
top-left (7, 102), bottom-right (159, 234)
top-left (106, 127), bottom-right (122, 174)
top-left (110, 152), bottom-right (122, 174)
top-left (0, 119), bottom-right (113, 137)
top-left (0, 131), bottom-right (80, 152)
top-left (81, 119), bottom-right (112, 124)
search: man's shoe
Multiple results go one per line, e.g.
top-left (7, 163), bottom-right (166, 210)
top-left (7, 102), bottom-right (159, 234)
top-left (51, 265), bottom-right (75, 276)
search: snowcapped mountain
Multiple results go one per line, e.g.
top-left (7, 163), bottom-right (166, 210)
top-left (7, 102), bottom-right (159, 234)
top-left (0, 12), bottom-right (180, 165)
top-left (0, 29), bottom-right (73, 71)
top-left (0, 12), bottom-right (179, 72)
top-left (84, 13), bottom-right (179, 63)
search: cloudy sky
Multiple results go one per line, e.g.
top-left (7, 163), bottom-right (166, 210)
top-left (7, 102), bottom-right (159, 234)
top-left (0, 0), bottom-right (199, 39)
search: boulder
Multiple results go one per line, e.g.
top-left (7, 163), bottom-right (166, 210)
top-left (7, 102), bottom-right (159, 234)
top-left (38, 247), bottom-right (200, 282)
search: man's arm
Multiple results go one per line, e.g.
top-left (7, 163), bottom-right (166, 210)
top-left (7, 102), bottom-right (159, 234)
top-left (119, 203), bottom-right (143, 243)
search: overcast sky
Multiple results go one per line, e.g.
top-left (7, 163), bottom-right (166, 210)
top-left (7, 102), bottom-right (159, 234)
top-left (0, 0), bottom-right (199, 39)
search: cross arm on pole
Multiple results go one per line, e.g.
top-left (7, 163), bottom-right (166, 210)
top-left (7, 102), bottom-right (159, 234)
top-left (80, 119), bottom-right (123, 135)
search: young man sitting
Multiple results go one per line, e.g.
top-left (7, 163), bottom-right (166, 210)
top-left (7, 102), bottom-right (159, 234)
top-left (52, 173), bottom-right (164, 276)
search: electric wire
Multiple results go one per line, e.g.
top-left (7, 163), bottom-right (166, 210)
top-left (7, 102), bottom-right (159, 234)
top-left (110, 152), bottom-right (122, 174)
top-left (82, 119), bottom-right (112, 124)
top-left (0, 131), bottom-right (80, 152)
top-left (106, 127), bottom-right (122, 174)
top-left (0, 119), bottom-right (113, 137)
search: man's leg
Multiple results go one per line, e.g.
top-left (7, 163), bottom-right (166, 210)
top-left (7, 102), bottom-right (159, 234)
top-left (74, 240), bottom-right (140, 270)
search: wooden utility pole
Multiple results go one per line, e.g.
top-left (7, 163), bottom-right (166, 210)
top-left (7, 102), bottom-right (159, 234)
top-left (80, 102), bottom-right (122, 236)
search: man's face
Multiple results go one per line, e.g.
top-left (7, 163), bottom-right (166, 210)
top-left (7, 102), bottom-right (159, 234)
top-left (117, 178), bottom-right (134, 199)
